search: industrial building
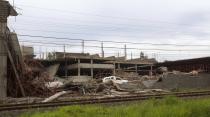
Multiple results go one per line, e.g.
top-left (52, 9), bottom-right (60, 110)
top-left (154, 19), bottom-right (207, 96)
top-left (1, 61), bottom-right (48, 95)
top-left (157, 57), bottom-right (210, 73)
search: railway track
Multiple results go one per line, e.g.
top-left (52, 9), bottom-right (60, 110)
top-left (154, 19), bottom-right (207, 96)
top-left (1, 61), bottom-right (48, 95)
top-left (1, 90), bottom-right (210, 111)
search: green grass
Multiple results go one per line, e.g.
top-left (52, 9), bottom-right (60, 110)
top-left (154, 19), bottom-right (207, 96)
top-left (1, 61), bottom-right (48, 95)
top-left (21, 97), bottom-right (210, 117)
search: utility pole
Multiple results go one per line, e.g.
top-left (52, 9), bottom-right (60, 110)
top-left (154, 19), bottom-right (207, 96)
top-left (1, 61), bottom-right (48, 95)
top-left (39, 46), bottom-right (41, 59)
top-left (124, 44), bottom-right (127, 60)
top-left (131, 52), bottom-right (133, 60)
top-left (101, 42), bottom-right (104, 58)
top-left (82, 40), bottom-right (84, 53)
top-left (64, 45), bottom-right (67, 78)
top-left (45, 48), bottom-right (48, 60)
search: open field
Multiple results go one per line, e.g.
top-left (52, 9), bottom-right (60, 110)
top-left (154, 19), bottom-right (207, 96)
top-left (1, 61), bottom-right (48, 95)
top-left (20, 97), bottom-right (210, 117)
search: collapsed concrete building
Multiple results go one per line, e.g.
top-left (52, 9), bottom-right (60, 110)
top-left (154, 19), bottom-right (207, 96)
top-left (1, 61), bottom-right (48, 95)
top-left (0, 2), bottom-right (157, 98)
top-left (35, 52), bottom-right (157, 79)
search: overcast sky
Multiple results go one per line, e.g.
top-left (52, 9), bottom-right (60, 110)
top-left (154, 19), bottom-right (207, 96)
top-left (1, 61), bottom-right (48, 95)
top-left (7, 0), bottom-right (210, 61)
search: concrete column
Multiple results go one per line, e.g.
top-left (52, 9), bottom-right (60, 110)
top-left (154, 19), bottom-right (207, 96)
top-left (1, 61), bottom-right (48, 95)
top-left (118, 63), bottom-right (121, 70)
top-left (150, 65), bottom-right (153, 78)
top-left (101, 42), bottom-right (104, 58)
top-left (78, 59), bottom-right (80, 76)
top-left (82, 40), bottom-right (84, 53)
top-left (124, 44), bottom-right (127, 60)
top-left (0, 23), bottom-right (7, 98)
top-left (113, 62), bottom-right (116, 75)
top-left (135, 64), bottom-right (138, 73)
top-left (64, 45), bottom-right (67, 78)
top-left (90, 59), bottom-right (93, 78)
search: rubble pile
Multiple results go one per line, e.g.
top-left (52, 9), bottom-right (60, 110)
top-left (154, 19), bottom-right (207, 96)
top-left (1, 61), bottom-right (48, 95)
top-left (94, 70), bottom-right (112, 79)
top-left (22, 60), bottom-right (56, 97)
top-left (115, 70), bottom-right (141, 80)
top-left (7, 62), bottom-right (208, 103)
top-left (8, 60), bottom-right (55, 97)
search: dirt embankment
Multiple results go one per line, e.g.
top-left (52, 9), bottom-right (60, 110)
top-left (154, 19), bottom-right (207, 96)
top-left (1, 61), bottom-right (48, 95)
top-left (152, 73), bottom-right (210, 90)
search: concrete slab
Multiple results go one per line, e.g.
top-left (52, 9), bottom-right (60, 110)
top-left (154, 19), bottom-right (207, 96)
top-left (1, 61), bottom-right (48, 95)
top-left (65, 76), bottom-right (92, 83)
top-left (68, 63), bottom-right (114, 69)
top-left (46, 64), bottom-right (60, 80)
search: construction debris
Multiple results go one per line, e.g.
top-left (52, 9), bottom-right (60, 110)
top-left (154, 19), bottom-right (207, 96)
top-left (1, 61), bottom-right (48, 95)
top-left (115, 70), bottom-right (140, 80)
top-left (45, 81), bottom-right (64, 88)
top-left (42, 91), bottom-right (68, 103)
top-left (7, 57), bottom-right (209, 101)
top-left (188, 70), bottom-right (199, 76)
top-left (134, 89), bottom-right (170, 94)
top-left (102, 76), bottom-right (128, 84)
top-left (157, 66), bottom-right (168, 74)
top-left (46, 64), bottom-right (60, 80)
top-left (5, 57), bottom-right (210, 104)
top-left (8, 60), bottom-right (56, 97)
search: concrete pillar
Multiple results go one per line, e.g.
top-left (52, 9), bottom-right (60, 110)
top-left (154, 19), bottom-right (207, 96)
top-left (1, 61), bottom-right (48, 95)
top-left (78, 59), bottom-right (80, 76)
top-left (90, 59), bottom-right (93, 78)
top-left (0, 1), bottom-right (18, 98)
top-left (113, 62), bottom-right (116, 75)
top-left (124, 44), bottom-right (127, 60)
top-left (135, 64), bottom-right (138, 73)
top-left (82, 40), bottom-right (84, 53)
top-left (118, 63), bottom-right (121, 70)
top-left (0, 23), bottom-right (7, 98)
top-left (101, 42), bottom-right (104, 58)
top-left (150, 65), bottom-right (153, 79)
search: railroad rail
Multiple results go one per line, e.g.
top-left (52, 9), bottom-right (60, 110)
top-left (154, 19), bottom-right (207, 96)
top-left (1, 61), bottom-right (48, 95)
top-left (1, 90), bottom-right (210, 111)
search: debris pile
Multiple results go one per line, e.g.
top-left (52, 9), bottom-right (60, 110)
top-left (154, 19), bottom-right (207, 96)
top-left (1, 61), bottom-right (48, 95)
top-left (116, 70), bottom-right (140, 80)
top-left (23, 60), bottom-right (58, 97)
top-left (7, 60), bottom-right (208, 103)
top-left (8, 60), bottom-right (55, 97)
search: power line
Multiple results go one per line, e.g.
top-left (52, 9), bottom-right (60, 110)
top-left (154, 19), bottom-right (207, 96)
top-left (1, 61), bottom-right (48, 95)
top-left (18, 34), bottom-right (210, 47)
top-left (19, 39), bottom-right (210, 52)
top-left (20, 41), bottom-right (209, 61)
top-left (15, 26), bottom-right (210, 45)
top-left (10, 14), bottom-right (210, 41)
top-left (10, 6), bottom-right (210, 40)
top-left (31, 51), bottom-right (209, 56)
top-left (16, 28), bottom-right (210, 42)
top-left (19, 38), bottom-right (85, 44)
